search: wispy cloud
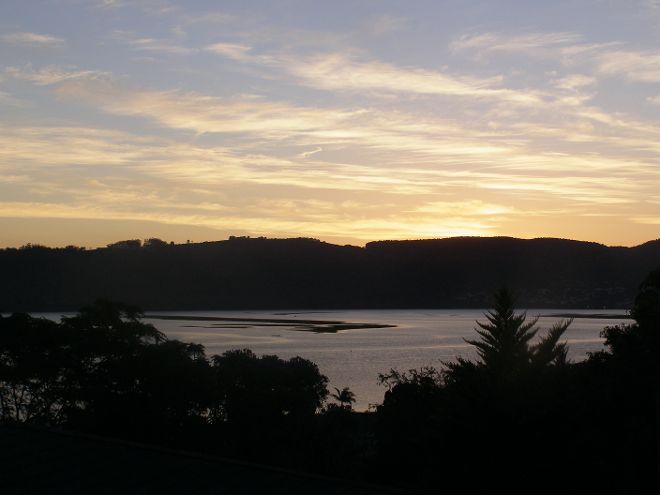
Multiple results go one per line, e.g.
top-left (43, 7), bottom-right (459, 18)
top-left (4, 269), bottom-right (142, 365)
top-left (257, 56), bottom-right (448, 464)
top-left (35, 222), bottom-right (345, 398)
top-left (5, 65), bottom-right (111, 86)
top-left (110, 30), bottom-right (194, 55)
top-left (450, 30), bottom-right (660, 84)
top-left (10, 65), bottom-right (660, 171)
top-left (1, 120), bottom-right (657, 245)
top-left (552, 74), bottom-right (597, 91)
top-left (299, 147), bottom-right (323, 159)
top-left (206, 47), bottom-right (543, 104)
top-left (411, 200), bottom-right (516, 217)
top-left (284, 53), bottom-right (541, 104)
top-left (205, 42), bottom-right (252, 59)
top-left (633, 216), bottom-right (660, 225)
top-left (451, 31), bottom-right (583, 54)
top-left (1, 2), bottom-right (658, 247)
top-left (1, 31), bottom-right (64, 47)
top-left (594, 49), bottom-right (660, 82)
top-left (450, 31), bottom-right (625, 67)
top-left (129, 37), bottom-right (193, 54)
top-left (96, 0), bottom-right (178, 15)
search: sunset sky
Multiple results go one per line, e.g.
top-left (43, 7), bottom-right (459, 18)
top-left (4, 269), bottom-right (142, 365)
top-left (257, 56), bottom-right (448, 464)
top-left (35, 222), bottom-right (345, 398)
top-left (1, 0), bottom-right (659, 248)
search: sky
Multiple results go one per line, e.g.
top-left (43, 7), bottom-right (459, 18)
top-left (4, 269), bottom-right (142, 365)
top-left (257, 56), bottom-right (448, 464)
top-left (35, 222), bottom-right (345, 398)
top-left (1, 0), bottom-right (659, 248)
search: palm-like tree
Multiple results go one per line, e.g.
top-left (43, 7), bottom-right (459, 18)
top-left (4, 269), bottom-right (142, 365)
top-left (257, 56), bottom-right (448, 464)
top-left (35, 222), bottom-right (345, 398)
top-left (331, 386), bottom-right (356, 410)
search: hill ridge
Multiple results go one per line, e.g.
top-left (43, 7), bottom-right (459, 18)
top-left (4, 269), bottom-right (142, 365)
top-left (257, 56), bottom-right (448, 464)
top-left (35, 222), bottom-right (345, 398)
top-left (2, 236), bottom-right (659, 311)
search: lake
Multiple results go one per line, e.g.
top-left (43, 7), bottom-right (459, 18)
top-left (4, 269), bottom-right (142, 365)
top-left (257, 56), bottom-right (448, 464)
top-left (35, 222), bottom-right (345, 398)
top-left (139, 309), bottom-right (628, 411)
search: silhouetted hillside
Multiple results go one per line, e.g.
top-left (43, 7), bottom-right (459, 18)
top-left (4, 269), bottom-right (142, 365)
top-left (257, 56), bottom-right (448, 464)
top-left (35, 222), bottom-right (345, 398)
top-left (1, 236), bottom-right (659, 311)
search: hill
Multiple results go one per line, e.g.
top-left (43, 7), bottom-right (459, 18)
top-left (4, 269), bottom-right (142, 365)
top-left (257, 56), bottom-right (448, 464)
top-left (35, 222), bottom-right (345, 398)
top-left (1, 236), bottom-right (659, 311)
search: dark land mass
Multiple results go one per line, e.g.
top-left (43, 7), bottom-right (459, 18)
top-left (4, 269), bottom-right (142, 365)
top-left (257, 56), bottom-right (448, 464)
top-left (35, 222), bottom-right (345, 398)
top-left (2, 236), bottom-right (659, 311)
top-left (540, 312), bottom-right (630, 319)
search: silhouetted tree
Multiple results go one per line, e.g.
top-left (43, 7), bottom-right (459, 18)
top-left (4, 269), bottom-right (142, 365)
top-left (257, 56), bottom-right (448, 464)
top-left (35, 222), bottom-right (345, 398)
top-left (106, 239), bottom-right (141, 249)
top-left (579, 267), bottom-right (660, 493)
top-left (331, 386), bottom-right (356, 410)
top-left (373, 289), bottom-right (575, 492)
top-left (0, 313), bottom-right (71, 423)
top-left (445, 288), bottom-right (570, 383)
top-left (597, 266), bottom-right (659, 368)
top-left (211, 349), bottom-right (328, 424)
top-left (0, 300), bottom-right (213, 445)
top-left (143, 238), bottom-right (168, 249)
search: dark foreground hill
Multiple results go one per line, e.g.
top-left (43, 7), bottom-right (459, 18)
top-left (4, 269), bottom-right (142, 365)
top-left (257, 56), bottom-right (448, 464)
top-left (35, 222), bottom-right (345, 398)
top-left (1, 236), bottom-right (659, 311)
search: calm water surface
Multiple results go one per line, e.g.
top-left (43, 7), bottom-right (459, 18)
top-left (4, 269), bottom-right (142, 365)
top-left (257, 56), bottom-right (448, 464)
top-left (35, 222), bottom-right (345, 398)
top-left (140, 309), bottom-right (627, 410)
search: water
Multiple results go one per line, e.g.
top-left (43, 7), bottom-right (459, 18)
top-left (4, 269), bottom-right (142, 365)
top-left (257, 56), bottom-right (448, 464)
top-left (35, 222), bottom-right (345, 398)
top-left (137, 309), bottom-right (627, 411)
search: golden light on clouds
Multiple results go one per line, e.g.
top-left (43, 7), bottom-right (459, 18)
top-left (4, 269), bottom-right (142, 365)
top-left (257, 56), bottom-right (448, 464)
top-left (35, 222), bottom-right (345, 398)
top-left (0, 1), bottom-right (658, 247)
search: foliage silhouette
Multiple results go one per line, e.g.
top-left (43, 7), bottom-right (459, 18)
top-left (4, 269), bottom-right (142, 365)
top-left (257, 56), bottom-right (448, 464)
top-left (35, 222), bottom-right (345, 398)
top-left (577, 266), bottom-right (660, 493)
top-left (211, 349), bottom-right (328, 424)
top-left (373, 278), bottom-right (658, 493)
top-left (0, 313), bottom-right (69, 423)
top-left (1, 301), bottom-right (329, 453)
top-left (330, 386), bottom-right (356, 410)
top-left (444, 288), bottom-right (571, 383)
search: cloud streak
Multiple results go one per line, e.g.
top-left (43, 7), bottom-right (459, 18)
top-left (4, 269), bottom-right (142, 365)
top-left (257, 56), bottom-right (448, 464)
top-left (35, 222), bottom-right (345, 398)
top-left (206, 47), bottom-right (543, 104)
top-left (450, 31), bottom-right (584, 53)
top-left (1, 32), bottom-right (65, 47)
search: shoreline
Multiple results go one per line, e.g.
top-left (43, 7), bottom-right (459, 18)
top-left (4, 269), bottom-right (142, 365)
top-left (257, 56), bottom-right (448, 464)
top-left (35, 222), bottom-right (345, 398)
top-left (539, 313), bottom-right (630, 319)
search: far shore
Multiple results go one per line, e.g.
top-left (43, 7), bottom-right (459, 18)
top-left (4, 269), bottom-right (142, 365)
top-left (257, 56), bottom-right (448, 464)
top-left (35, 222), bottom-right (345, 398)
top-left (539, 312), bottom-right (631, 319)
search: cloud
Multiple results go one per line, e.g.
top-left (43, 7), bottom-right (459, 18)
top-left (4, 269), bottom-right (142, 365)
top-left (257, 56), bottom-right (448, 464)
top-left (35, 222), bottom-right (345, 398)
top-left (96, 0), bottom-right (177, 15)
top-left (553, 74), bottom-right (597, 91)
top-left (51, 77), bottom-right (359, 137)
top-left (594, 49), bottom-right (660, 82)
top-left (299, 147), bottom-right (323, 159)
top-left (206, 47), bottom-right (543, 104)
top-left (10, 65), bottom-right (660, 164)
top-left (127, 37), bottom-right (194, 55)
top-left (648, 95), bottom-right (660, 105)
top-left (450, 30), bottom-right (660, 84)
top-left (451, 31), bottom-right (583, 54)
top-left (5, 65), bottom-right (111, 87)
top-left (12, 65), bottom-right (660, 171)
top-left (412, 200), bottom-right (516, 217)
top-left (1, 121), bottom-right (657, 246)
top-left (1, 32), bottom-right (64, 47)
top-left (205, 42), bottom-right (252, 60)
top-left (286, 53), bottom-right (541, 103)
top-left (450, 30), bottom-right (636, 75)
top-left (6, 64), bottom-right (660, 242)
top-left (5, 67), bottom-right (511, 159)
top-left (110, 30), bottom-right (194, 55)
